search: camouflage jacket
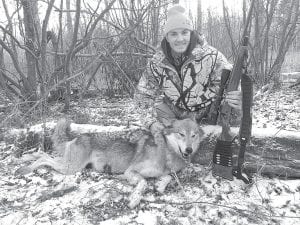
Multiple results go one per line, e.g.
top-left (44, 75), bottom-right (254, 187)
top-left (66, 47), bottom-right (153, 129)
top-left (134, 35), bottom-right (232, 128)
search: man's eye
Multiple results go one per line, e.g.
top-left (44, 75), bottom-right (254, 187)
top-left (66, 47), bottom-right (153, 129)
top-left (182, 30), bottom-right (190, 35)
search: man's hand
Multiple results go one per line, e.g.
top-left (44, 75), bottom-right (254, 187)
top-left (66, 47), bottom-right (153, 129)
top-left (225, 90), bottom-right (242, 111)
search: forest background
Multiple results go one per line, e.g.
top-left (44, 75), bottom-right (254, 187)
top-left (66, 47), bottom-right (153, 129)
top-left (0, 0), bottom-right (299, 125)
top-left (0, 1), bottom-right (300, 224)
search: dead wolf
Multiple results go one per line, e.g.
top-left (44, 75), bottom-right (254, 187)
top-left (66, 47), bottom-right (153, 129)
top-left (16, 118), bottom-right (204, 208)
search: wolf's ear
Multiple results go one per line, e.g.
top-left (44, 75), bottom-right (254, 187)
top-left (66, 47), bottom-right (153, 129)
top-left (160, 118), bottom-right (176, 127)
top-left (163, 126), bottom-right (174, 135)
top-left (163, 118), bottom-right (178, 135)
top-left (187, 114), bottom-right (197, 122)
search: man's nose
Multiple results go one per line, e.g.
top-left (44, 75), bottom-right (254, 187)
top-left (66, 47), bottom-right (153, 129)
top-left (176, 34), bottom-right (184, 41)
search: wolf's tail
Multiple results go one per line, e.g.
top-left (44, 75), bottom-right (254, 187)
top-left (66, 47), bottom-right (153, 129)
top-left (51, 118), bottom-right (71, 149)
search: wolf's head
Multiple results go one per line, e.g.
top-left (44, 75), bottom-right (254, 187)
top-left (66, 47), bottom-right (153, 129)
top-left (163, 118), bottom-right (204, 160)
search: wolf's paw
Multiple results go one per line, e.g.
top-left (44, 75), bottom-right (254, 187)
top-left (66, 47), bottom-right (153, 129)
top-left (155, 175), bottom-right (172, 194)
top-left (155, 184), bottom-right (166, 194)
top-left (128, 193), bottom-right (143, 209)
top-left (128, 179), bottom-right (147, 208)
top-left (15, 166), bottom-right (32, 175)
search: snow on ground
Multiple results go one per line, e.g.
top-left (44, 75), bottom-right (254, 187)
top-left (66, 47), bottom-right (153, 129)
top-left (0, 85), bottom-right (299, 225)
top-left (0, 152), bottom-right (299, 225)
top-left (252, 86), bottom-right (300, 131)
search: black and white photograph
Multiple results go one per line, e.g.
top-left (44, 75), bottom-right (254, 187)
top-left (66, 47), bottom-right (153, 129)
top-left (0, 0), bottom-right (299, 224)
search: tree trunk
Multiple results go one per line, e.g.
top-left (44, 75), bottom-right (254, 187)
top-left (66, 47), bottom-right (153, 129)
top-left (63, 0), bottom-right (81, 111)
top-left (65, 0), bottom-right (73, 48)
top-left (197, 0), bottom-right (202, 33)
top-left (0, 47), bottom-right (15, 101)
top-left (40, 0), bottom-right (55, 97)
top-left (21, 0), bottom-right (39, 101)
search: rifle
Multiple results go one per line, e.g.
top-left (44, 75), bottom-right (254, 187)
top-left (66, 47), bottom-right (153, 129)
top-left (219, 36), bottom-right (250, 141)
top-left (213, 1), bottom-right (254, 183)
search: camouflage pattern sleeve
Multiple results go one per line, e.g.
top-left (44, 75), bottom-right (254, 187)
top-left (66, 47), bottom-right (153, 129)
top-left (134, 61), bottom-right (163, 128)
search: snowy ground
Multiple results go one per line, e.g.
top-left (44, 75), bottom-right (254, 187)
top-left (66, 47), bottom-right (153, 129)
top-left (0, 85), bottom-right (299, 225)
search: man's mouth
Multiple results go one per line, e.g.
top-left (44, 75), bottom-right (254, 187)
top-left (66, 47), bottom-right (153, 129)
top-left (175, 44), bottom-right (187, 48)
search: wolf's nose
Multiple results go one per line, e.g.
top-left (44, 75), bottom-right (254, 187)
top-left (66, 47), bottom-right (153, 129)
top-left (186, 147), bottom-right (193, 154)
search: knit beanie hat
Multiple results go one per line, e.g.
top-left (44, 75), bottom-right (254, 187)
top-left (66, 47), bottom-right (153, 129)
top-left (164, 4), bottom-right (193, 36)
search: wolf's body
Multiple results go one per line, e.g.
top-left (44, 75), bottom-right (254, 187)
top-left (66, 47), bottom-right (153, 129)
top-left (16, 118), bottom-right (204, 208)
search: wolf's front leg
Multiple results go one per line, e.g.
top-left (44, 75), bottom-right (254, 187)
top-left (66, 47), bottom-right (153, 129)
top-left (128, 178), bottom-right (147, 208)
top-left (155, 174), bottom-right (172, 194)
top-left (124, 170), bottom-right (147, 208)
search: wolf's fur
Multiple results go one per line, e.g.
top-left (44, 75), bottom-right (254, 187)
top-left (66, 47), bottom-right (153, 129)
top-left (16, 118), bottom-right (204, 208)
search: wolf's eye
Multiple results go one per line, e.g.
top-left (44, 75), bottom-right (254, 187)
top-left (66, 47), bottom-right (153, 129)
top-left (191, 134), bottom-right (196, 138)
top-left (179, 133), bottom-right (185, 137)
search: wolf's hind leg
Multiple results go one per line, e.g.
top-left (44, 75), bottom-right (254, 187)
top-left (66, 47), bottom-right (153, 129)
top-left (15, 154), bottom-right (66, 175)
top-left (155, 174), bottom-right (172, 194)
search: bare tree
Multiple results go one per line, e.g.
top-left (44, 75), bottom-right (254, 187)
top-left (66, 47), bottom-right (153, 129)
top-left (223, 0), bottom-right (237, 59)
top-left (0, 0), bottom-right (172, 109)
top-left (40, 0), bottom-right (55, 96)
top-left (65, 0), bottom-right (73, 48)
top-left (267, 0), bottom-right (300, 86)
top-left (251, 0), bottom-right (280, 85)
top-left (21, 0), bottom-right (41, 100)
top-left (222, 0), bottom-right (300, 87)
top-left (197, 0), bottom-right (202, 33)
top-left (248, 0), bottom-right (300, 86)
top-left (0, 46), bottom-right (15, 101)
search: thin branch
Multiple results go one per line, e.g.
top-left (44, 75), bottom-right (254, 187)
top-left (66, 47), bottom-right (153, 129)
top-left (2, 0), bottom-right (18, 57)
top-left (0, 69), bottom-right (21, 89)
top-left (72, 0), bottom-right (117, 56)
top-left (0, 39), bottom-right (29, 84)
top-left (222, 0), bottom-right (237, 58)
top-left (103, 46), bottom-right (136, 92)
top-left (0, 25), bottom-right (39, 59)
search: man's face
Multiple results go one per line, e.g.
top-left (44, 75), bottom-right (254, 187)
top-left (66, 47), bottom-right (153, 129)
top-left (166, 28), bottom-right (191, 53)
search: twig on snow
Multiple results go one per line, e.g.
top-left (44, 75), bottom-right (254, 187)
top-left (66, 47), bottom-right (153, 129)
top-left (141, 198), bottom-right (300, 220)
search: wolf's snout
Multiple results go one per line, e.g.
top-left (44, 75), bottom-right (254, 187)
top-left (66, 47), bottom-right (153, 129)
top-left (185, 147), bottom-right (193, 154)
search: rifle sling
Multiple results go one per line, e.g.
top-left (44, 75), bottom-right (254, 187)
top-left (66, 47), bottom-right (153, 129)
top-left (234, 73), bottom-right (253, 184)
